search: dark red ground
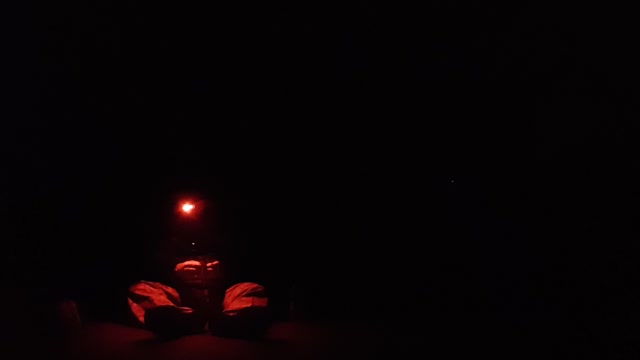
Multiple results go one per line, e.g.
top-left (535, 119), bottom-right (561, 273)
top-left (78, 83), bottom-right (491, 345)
top-left (58, 322), bottom-right (383, 360)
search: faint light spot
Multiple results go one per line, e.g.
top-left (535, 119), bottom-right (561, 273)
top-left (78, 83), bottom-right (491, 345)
top-left (191, 242), bottom-right (195, 246)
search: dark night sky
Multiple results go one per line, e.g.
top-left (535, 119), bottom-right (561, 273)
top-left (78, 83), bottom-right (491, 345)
top-left (3, 2), bottom-right (640, 342)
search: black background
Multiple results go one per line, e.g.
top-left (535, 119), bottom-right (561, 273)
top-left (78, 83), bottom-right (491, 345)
top-left (3, 1), bottom-right (640, 355)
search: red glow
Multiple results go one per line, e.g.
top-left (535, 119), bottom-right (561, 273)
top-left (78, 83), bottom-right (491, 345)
top-left (181, 203), bottom-right (195, 213)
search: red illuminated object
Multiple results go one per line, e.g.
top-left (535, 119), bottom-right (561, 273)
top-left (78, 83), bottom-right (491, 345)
top-left (181, 203), bottom-right (195, 214)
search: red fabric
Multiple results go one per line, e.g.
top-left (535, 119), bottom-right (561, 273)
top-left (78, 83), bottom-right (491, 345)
top-left (127, 281), bottom-right (269, 326)
top-left (127, 281), bottom-right (182, 325)
top-left (223, 283), bottom-right (268, 316)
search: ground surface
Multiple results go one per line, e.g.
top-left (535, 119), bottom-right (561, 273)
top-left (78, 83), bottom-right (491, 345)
top-left (59, 321), bottom-right (384, 360)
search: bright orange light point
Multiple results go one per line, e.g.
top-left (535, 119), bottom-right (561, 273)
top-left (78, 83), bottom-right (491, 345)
top-left (181, 203), bottom-right (195, 213)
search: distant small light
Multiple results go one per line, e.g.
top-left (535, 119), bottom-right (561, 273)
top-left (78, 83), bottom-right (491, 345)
top-left (181, 203), bottom-right (195, 213)
top-left (451, 180), bottom-right (455, 183)
top-left (191, 242), bottom-right (195, 246)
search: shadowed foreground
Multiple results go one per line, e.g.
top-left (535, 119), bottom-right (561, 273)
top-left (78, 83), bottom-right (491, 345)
top-left (60, 322), bottom-right (382, 360)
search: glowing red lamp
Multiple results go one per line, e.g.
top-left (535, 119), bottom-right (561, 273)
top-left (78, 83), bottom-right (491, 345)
top-left (181, 202), bottom-right (195, 214)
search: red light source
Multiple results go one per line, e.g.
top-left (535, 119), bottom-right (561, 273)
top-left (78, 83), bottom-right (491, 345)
top-left (181, 202), bottom-right (195, 214)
